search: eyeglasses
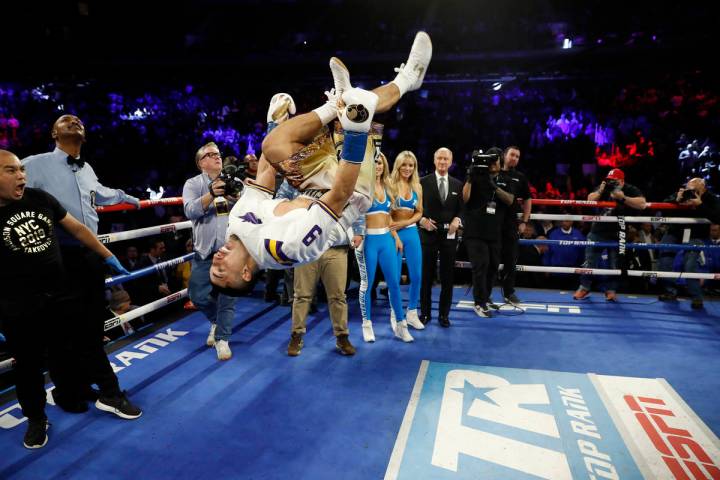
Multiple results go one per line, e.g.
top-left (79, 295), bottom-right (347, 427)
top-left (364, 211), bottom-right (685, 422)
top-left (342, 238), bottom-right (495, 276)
top-left (201, 151), bottom-right (222, 160)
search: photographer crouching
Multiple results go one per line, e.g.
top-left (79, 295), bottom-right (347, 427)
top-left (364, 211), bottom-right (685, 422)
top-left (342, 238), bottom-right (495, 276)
top-left (658, 177), bottom-right (720, 309)
top-left (573, 169), bottom-right (646, 301)
top-left (462, 147), bottom-right (515, 317)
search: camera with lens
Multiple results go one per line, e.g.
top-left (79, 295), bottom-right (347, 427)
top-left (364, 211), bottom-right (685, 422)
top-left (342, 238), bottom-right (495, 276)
top-left (467, 148), bottom-right (501, 179)
top-left (680, 188), bottom-right (698, 202)
top-left (214, 161), bottom-right (247, 197)
top-left (599, 179), bottom-right (620, 201)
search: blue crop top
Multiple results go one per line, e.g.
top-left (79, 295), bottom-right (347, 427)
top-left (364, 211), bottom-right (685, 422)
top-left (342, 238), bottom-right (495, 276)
top-left (394, 190), bottom-right (418, 211)
top-left (367, 189), bottom-right (391, 215)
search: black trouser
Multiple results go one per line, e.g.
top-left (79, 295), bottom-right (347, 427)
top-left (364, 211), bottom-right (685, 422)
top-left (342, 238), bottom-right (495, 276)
top-left (420, 234), bottom-right (458, 319)
top-left (52, 247), bottom-right (121, 401)
top-left (2, 295), bottom-right (66, 420)
top-left (499, 227), bottom-right (519, 297)
top-left (465, 238), bottom-right (501, 305)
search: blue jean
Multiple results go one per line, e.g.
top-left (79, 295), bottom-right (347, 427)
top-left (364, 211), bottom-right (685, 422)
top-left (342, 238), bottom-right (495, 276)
top-left (188, 254), bottom-right (236, 341)
top-left (658, 234), bottom-right (703, 300)
top-left (579, 232), bottom-right (619, 292)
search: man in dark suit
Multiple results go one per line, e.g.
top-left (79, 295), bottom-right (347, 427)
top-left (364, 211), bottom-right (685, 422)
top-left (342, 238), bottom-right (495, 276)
top-left (419, 147), bottom-right (464, 327)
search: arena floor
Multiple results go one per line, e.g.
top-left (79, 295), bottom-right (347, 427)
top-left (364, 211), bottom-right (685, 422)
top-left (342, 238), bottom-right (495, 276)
top-left (1, 286), bottom-right (718, 479)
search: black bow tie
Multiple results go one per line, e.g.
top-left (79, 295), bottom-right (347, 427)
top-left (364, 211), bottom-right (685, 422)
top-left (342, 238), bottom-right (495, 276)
top-left (67, 155), bottom-right (85, 169)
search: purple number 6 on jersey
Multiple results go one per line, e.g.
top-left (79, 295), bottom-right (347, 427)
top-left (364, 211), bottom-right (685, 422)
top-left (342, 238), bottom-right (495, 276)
top-left (302, 225), bottom-right (323, 246)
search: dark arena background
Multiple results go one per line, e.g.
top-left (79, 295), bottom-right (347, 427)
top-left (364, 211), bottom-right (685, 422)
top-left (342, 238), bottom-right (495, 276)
top-left (1, 1), bottom-right (719, 479)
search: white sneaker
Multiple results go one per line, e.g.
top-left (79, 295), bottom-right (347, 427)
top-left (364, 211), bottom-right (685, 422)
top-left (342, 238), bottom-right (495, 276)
top-left (266, 93), bottom-right (296, 124)
top-left (215, 340), bottom-right (232, 361)
top-left (206, 323), bottom-right (217, 347)
top-left (473, 304), bottom-right (491, 318)
top-left (406, 309), bottom-right (425, 330)
top-left (330, 57), bottom-right (352, 96)
top-left (339, 88), bottom-right (378, 133)
top-left (394, 320), bottom-right (414, 343)
top-left (393, 31), bottom-right (432, 94)
top-left (362, 320), bottom-right (376, 343)
top-left (390, 310), bottom-right (398, 332)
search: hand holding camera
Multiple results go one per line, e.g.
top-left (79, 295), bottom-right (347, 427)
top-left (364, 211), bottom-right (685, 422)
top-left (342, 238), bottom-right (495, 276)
top-left (677, 187), bottom-right (700, 205)
top-left (210, 162), bottom-right (247, 198)
top-left (599, 179), bottom-right (621, 201)
top-left (467, 148), bottom-right (501, 182)
top-left (210, 178), bottom-right (226, 197)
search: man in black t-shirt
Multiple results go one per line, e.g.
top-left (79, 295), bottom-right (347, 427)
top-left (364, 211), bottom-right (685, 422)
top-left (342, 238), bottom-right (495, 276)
top-left (499, 146), bottom-right (532, 305)
top-left (0, 150), bottom-right (138, 449)
top-left (461, 148), bottom-right (515, 317)
top-left (573, 168), bottom-right (646, 301)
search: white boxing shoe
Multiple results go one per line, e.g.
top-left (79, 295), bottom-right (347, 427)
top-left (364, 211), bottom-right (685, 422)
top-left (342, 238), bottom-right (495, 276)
top-left (394, 320), bottom-right (414, 343)
top-left (406, 309), bottom-right (425, 330)
top-left (390, 310), bottom-right (398, 332)
top-left (215, 340), bottom-right (232, 361)
top-left (330, 57), bottom-right (352, 96)
top-left (393, 31), bottom-right (432, 94)
top-left (206, 323), bottom-right (217, 347)
top-left (267, 93), bottom-right (296, 124)
top-left (339, 88), bottom-right (378, 133)
top-left (362, 320), bottom-right (376, 343)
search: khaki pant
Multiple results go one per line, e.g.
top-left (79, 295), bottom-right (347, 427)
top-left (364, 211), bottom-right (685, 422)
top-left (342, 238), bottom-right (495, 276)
top-left (292, 246), bottom-right (349, 336)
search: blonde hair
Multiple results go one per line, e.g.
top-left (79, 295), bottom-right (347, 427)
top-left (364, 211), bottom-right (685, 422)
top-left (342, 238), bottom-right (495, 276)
top-left (390, 150), bottom-right (421, 199)
top-left (375, 151), bottom-right (393, 202)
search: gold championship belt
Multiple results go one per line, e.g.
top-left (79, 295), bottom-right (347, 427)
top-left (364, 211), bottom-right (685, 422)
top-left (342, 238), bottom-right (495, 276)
top-left (274, 121), bottom-right (383, 194)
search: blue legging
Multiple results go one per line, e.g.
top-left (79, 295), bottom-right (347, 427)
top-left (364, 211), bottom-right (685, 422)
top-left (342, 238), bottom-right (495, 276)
top-left (397, 226), bottom-right (422, 310)
top-left (357, 232), bottom-right (404, 322)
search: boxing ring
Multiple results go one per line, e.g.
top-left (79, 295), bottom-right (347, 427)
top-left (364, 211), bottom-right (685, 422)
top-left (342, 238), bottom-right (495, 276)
top-left (0, 197), bottom-right (718, 479)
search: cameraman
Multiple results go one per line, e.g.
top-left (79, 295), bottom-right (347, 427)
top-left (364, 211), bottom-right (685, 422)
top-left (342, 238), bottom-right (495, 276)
top-left (573, 169), bottom-right (646, 301)
top-left (658, 177), bottom-right (720, 309)
top-left (182, 142), bottom-right (238, 361)
top-left (462, 148), bottom-right (515, 317)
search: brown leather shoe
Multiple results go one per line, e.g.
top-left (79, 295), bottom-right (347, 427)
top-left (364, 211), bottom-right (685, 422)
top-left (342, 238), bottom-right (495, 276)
top-left (335, 334), bottom-right (356, 356)
top-left (573, 288), bottom-right (590, 300)
top-left (287, 333), bottom-right (304, 357)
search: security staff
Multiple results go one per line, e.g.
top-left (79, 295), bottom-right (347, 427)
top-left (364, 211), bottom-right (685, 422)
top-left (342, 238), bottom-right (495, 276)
top-left (462, 148), bottom-right (515, 318)
top-left (499, 146), bottom-right (532, 305)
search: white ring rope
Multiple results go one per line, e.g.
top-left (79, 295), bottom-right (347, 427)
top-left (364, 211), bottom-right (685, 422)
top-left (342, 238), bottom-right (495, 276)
top-left (453, 261), bottom-right (719, 280)
top-left (105, 253), bottom-right (194, 287)
top-left (526, 213), bottom-right (710, 224)
top-left (103, 289), bottom-right (188, 332)
top-left (97, 221), bottom-right (192, 244)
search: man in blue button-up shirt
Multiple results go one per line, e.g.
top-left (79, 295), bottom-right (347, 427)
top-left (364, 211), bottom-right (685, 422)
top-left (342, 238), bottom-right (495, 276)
top-left (183, 141), bottom-right (237, 361)
top-left (23, 115), bottom-right (140, 241)
top-left (20, 114), bottom-right (142, 417)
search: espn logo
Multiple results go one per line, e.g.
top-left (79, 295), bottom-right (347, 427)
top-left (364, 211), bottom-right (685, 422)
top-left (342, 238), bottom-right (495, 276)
top-left (165, 293), bottom-right (182, 303)
top-left (160, 225), bottom-right (177, 233)
top-left (104, 316), bottom-right (121, 330)
top-left (624, 395), bottom-right (720, 479)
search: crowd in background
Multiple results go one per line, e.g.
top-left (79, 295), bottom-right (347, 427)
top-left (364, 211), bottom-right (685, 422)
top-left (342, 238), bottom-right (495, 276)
top-left (1, 70), bottom-right (718, 356)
